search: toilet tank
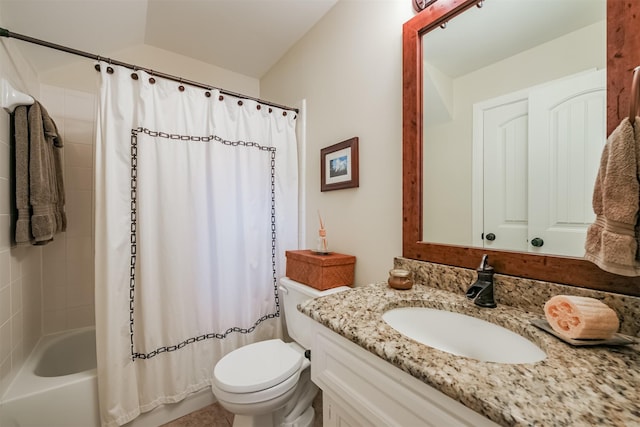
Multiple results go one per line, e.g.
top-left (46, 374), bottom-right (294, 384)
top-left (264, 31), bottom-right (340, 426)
top-left (279, 277), bottom-right (349, 349)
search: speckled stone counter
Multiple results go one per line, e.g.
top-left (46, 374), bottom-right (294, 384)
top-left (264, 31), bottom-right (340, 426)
top-left (299, 282), bottom-right (640, 426)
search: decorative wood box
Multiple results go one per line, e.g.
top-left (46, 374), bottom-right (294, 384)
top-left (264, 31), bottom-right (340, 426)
top-left (285, 250), bottom-right (356, 290)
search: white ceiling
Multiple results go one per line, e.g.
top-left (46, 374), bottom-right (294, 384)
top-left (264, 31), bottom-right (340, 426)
top-left (424, 0), bottom-right (606, 77)
top-left (1, 0), bottom-right (607, 81)
top-left (0, 0), bottom-right (338, 78)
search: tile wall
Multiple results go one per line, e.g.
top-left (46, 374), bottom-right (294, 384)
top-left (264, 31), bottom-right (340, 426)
top-left (40, 85), bottom-right (96, 334)
top-left (0, 36), bottom-right (42, 397)
top-left (0, 43), bottom-right (96, 398)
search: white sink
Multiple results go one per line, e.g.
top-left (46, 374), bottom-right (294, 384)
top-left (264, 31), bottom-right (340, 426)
top-left (382, 307), bottom-right (546, 364)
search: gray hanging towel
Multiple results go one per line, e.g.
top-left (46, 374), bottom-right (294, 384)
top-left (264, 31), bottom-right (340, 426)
top-left (13, 101), bottom-right (66, 245)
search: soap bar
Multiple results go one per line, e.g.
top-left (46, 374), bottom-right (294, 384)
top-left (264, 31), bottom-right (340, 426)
top-left (543, 295), bottom-right (619, 340)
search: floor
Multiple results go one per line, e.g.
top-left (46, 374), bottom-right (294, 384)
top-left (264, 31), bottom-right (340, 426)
top-left (160, 402), bottom-right (234, 427)
top-left (161, 393), bottom-right (323, 427)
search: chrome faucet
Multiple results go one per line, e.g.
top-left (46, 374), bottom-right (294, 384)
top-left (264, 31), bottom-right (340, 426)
top-left (465, 255), bottom-right (496, 308)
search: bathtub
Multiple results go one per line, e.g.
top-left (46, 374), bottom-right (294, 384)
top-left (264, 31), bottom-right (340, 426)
top-left (0, 327), bottom-right (214, 427)
top-left (0, 327), bottom-right (100, 427)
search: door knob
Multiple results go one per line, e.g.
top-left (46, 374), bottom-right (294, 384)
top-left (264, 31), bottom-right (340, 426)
top-left (531, 237), bottom-right (544, 247)
top-left (485, 233), bottom-right (496, 241)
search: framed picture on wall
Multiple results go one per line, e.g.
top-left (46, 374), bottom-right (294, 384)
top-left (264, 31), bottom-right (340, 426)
top-left (320, 137), bottom-right (359, 192)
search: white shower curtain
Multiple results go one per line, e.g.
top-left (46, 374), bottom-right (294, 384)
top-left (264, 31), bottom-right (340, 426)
top-left (94, 63), bottom-right (298, 427)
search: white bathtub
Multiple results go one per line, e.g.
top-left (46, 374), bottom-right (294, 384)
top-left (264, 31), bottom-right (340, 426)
top-left (0, 327), bottom-right (100, 427)
top-left (0, 327), bottom-right (215, 427)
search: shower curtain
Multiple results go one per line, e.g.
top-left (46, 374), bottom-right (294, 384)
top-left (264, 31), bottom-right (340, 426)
top-left (94, 62), bottom-right (298, 427)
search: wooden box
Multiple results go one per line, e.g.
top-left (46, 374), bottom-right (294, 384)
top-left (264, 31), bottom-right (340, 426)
top-left (285, 250), bottom-right (356, 290)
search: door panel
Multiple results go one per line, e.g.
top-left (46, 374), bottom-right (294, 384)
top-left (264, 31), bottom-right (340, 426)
top-left (528, 69), bottom-right (606, 256)
top-left (483, 100), bottom-right (529, 251)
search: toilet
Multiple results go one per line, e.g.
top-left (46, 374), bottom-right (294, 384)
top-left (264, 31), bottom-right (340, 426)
top-left (211, 277), bottom-right (349, 427)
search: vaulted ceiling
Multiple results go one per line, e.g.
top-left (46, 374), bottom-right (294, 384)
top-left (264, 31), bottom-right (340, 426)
top-left (0, 0), bottom-right (338, 78)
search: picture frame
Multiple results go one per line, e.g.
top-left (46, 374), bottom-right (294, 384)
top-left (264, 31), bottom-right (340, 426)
top-left (320, 137), bottom-right (359, 192)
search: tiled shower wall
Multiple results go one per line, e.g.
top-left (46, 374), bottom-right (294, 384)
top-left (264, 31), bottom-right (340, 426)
top-left (40, 85), bottom-right (96, 334)
top-left (0, 78), bottom-right (96, 397)
top-left (0, 33), bottom-right (42, 396)
top-left (0, 115), bottom-right (42, 397)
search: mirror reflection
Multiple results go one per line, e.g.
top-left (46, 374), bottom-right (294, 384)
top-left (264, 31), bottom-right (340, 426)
top-left (422, 0), bottom-right (606, 257)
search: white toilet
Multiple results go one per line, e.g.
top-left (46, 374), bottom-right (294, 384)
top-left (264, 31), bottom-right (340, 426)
top-left (211, 277), bottom-right (349, 427)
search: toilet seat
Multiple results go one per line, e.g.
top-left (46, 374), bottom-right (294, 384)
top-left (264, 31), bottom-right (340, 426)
top-left (213, 339), bottom-right (303, 394)
top-left (211, 366), bottom-right (302, 406)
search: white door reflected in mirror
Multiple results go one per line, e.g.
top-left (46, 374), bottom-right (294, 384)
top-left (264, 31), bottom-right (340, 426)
top-left (473, 69), bottom-right (606, 257)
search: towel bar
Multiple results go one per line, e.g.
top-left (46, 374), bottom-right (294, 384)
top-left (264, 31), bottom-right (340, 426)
top-left (0, 78), bottom-right (34, 113)
top-left (630, 65), bottom-right (640, 123)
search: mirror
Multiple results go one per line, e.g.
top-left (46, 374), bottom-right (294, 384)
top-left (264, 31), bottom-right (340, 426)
top-left (422, 0), bottom-right (605, 258)
top-left (403, 0), bottom-right (640, 296)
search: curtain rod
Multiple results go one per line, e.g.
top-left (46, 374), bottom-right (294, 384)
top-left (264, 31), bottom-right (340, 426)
top-left (0, 26), bottom-right (298, 114)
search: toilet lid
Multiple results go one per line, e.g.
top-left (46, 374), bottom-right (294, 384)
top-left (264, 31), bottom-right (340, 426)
top-left (213, 339), bottom-right (303, 394)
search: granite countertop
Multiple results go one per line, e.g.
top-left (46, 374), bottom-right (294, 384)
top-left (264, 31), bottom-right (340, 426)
top-left (299, 283), bottom-right (640, 427)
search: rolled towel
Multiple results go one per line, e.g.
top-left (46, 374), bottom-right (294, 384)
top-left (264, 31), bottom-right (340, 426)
top-left (543, 295), bottom-right (619, 340)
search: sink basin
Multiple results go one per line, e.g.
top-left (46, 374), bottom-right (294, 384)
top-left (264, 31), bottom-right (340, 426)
top-left (382, 307), bottom-right (546, 364)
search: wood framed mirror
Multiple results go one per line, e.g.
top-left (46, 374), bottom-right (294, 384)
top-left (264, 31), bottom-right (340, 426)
top-left (403, 0), bottom-right (640, 296)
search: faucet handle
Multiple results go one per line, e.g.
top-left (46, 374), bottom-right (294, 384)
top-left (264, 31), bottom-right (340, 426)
top-left (477, 254), bottom-right (493, 272)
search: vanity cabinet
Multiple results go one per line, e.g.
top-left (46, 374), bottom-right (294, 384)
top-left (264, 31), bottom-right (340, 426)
top-left (311, 322), bottom-right (500, 427)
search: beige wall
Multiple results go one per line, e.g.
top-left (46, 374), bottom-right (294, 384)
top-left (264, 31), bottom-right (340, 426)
top-left (261, 0), bottom-right (414, 286)
top-left (40, 44), bottom-right (261, 97)
top-left (0, 16), bottom-right (43, 397)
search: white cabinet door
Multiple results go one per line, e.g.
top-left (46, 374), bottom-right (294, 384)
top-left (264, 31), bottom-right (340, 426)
top-left (474, 69), bottom-right (605, 256)
top-left (323, 394), bottom-right (365, 427)
top-left (482, 99), bottom-right (529, 252)
top-left (528, 69), bottom-right (605, 256)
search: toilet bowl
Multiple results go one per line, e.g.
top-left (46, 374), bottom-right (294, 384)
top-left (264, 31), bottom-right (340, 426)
top-left (211, 278), bottom-right (349, 427)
